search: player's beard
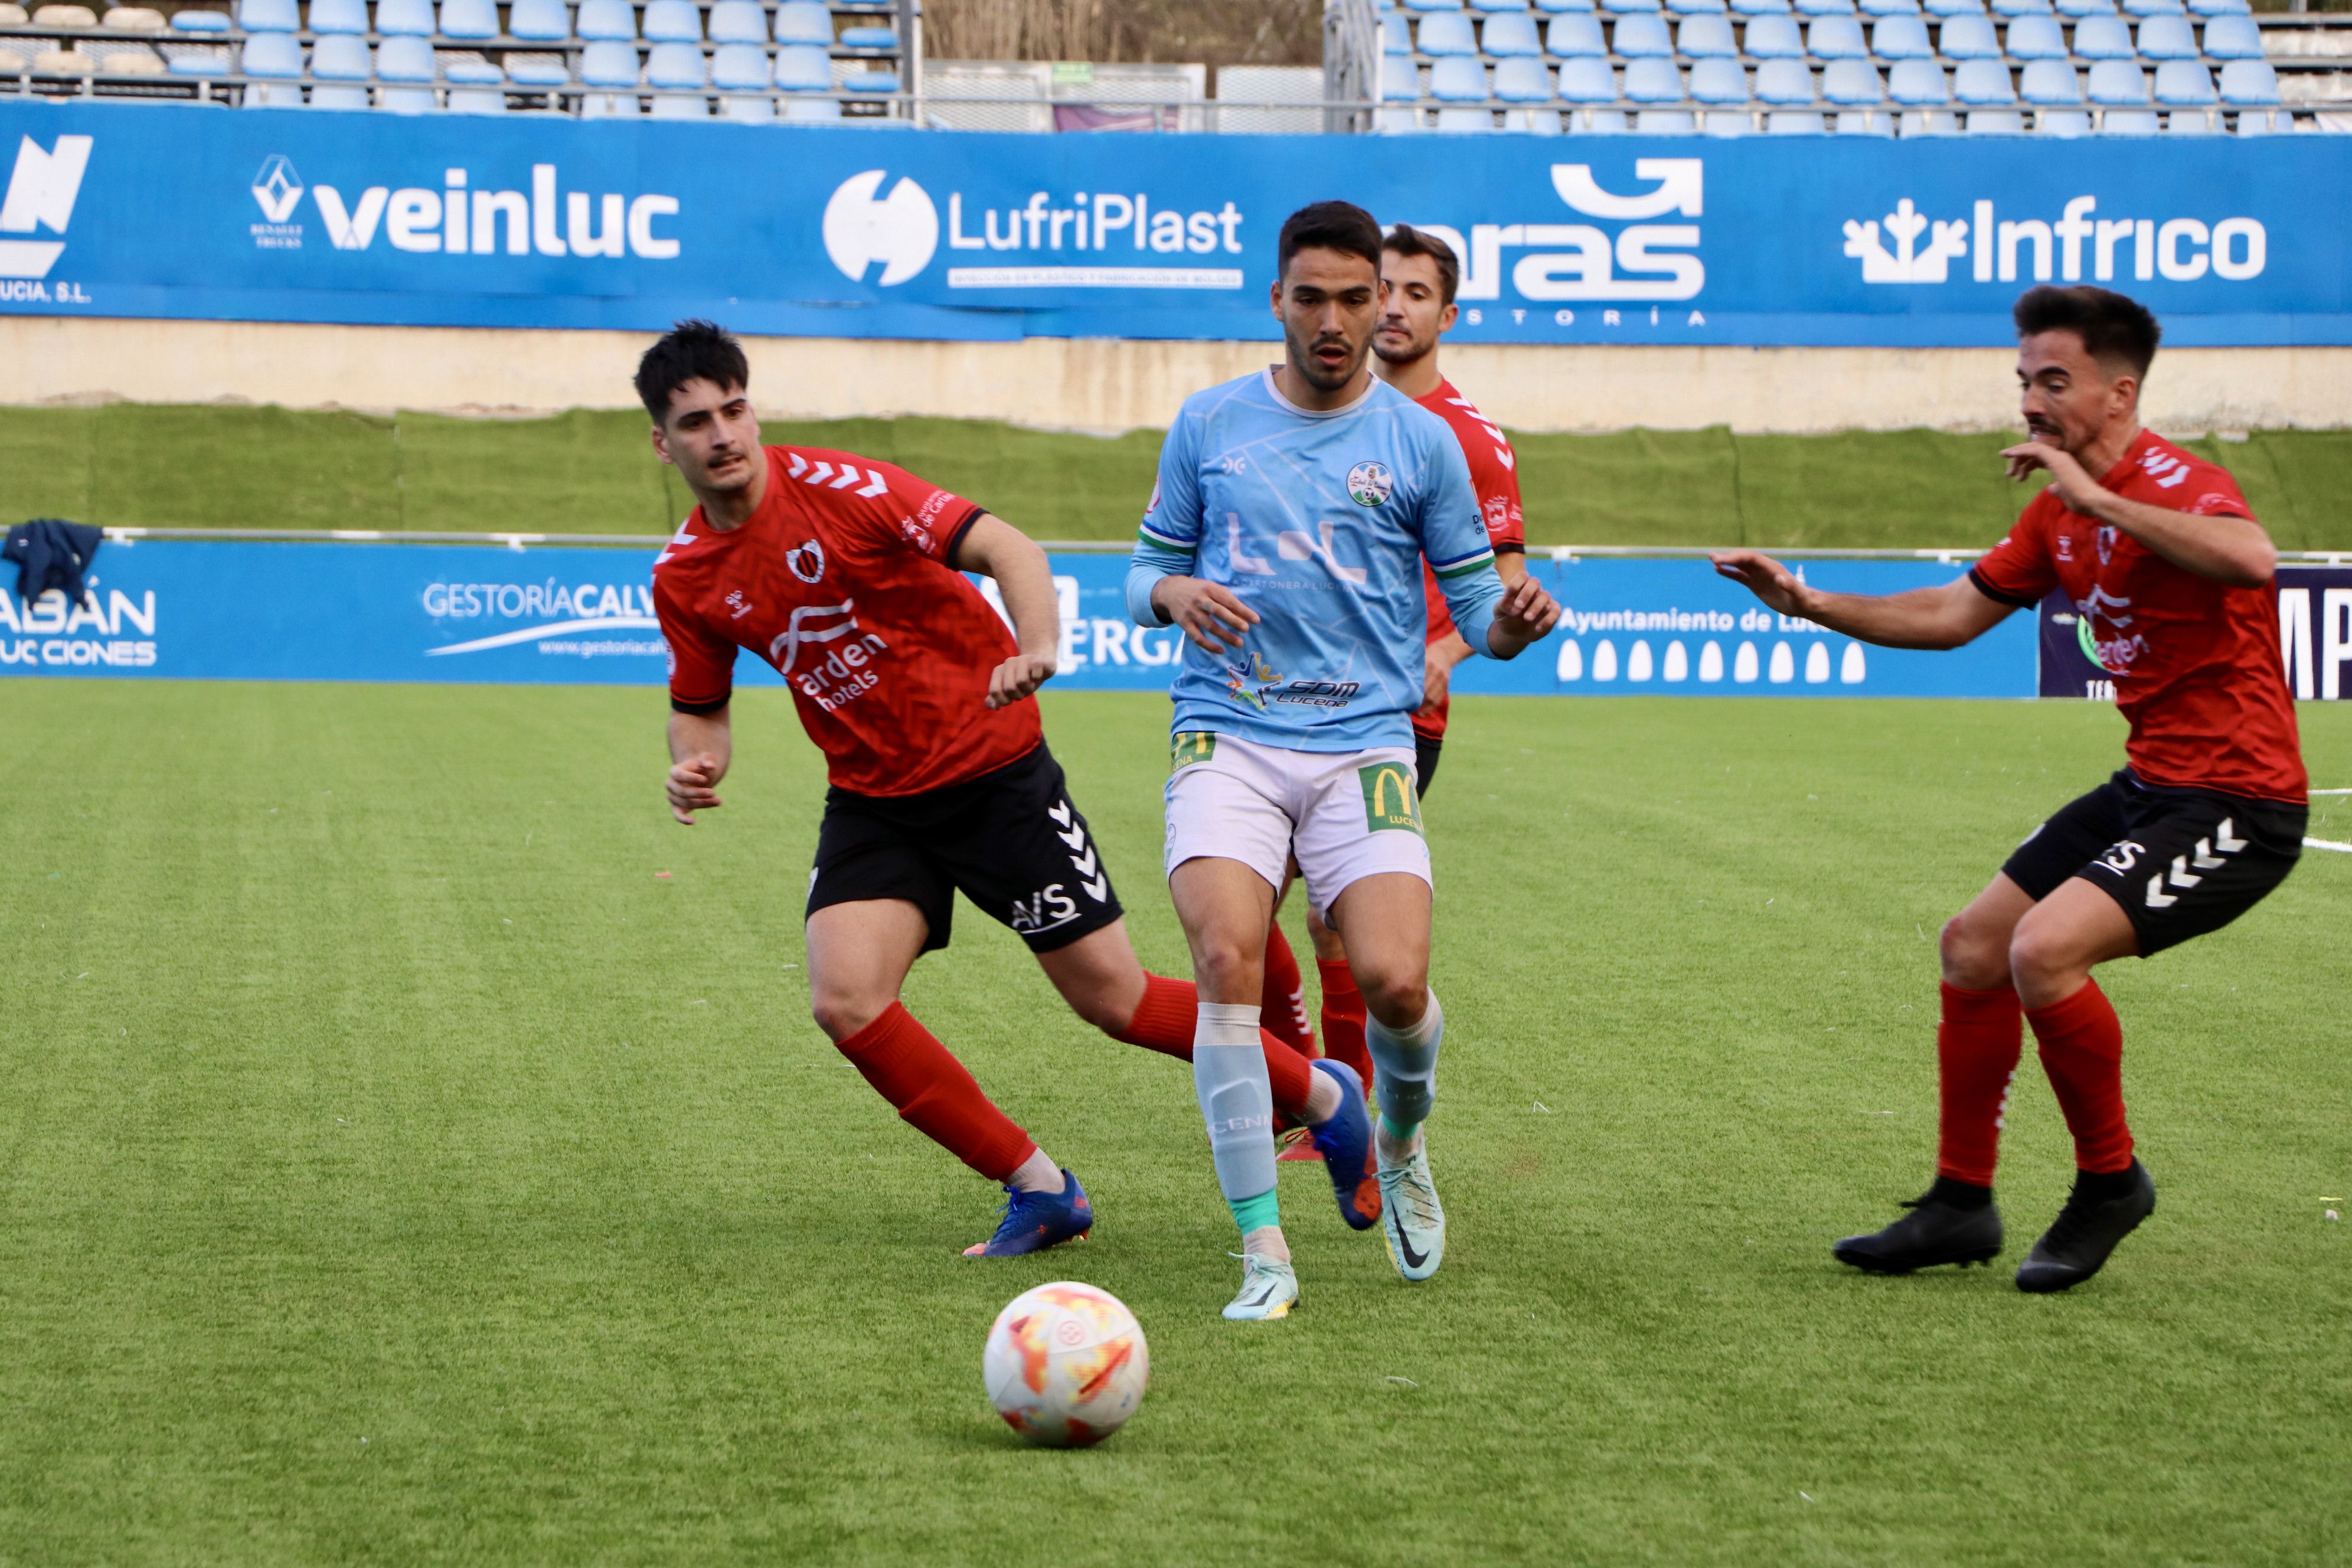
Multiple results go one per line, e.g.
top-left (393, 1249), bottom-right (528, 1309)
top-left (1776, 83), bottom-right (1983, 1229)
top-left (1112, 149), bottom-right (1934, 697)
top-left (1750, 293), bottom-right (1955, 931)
top-left (1373, 327), bottom-right (1433, 372)
top-left (1288, 322), bottom-right (1370, 396)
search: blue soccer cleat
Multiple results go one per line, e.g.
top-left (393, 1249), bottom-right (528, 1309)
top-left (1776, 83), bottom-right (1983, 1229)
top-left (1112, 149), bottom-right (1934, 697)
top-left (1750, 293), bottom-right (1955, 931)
top-left (1306, 1059), bottom-right (1382, 1231)
top-left (963, 1170), bottom-right (1093, 1257)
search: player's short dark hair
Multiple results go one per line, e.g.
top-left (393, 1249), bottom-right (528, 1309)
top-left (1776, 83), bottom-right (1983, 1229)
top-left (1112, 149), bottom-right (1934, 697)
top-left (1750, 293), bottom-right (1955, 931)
top-left (1382, 223), bottom-right (1461, 306)
top-left (1277, 201), bottom-right (1383, 282)
top-left (2012, 286), bottom-right (2161, 381)
top-left (635, 319), bottom-right (749, 423)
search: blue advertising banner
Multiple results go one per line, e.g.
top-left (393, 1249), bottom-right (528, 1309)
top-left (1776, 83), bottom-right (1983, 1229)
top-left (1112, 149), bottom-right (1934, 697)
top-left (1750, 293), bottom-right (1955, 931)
top-left (0, 99), bottom-right (2345, 346)
top-left (0, 540), bottom-right (2040, 700)
top-left (2039, 564), bottom-right (2352, 701)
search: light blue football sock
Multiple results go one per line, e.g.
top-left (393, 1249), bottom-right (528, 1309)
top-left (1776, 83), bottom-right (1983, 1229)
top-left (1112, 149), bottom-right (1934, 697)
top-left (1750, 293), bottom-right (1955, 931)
top-left (1194, 1001), bottom-right (1279, 1235)
top-left (1368, 989), bottom-right (1444, 1142)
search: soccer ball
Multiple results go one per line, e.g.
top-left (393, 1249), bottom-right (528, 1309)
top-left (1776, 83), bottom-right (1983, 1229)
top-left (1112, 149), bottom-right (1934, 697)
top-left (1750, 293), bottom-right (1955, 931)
top-left (982, 1281), bottom-right (1149, 1448)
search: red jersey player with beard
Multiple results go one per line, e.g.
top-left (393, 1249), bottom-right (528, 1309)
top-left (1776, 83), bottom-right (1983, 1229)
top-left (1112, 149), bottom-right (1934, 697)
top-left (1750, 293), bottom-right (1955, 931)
top-left (1714, 286), bottom-right (2306, 1296)
top-left (640, 322), bottom-right (1379, 1258)
top-left (1268, 224), bottom-right (1531, 1100)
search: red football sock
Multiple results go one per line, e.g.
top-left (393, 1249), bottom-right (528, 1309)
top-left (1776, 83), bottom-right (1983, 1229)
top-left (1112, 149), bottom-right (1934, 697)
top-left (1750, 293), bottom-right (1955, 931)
top-left (1114, 973), bottom-right (1314, 1118)
top-left (2026, 979), bottom-right (2135, 1175)
top-left (1315, 957), bottom-right (1373, 1092)
top-left (835, 1003), bottom-right (1034, 1183)
top-left (1259, 923), bottom-right (1317, 1059)
top-left (1935, 981), bottom-right (2024, 1188)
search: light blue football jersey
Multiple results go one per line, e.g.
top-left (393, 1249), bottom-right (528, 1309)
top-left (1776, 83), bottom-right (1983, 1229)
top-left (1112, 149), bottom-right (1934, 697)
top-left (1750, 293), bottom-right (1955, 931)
top-left (1125, 368), bottom-right (1505, 753)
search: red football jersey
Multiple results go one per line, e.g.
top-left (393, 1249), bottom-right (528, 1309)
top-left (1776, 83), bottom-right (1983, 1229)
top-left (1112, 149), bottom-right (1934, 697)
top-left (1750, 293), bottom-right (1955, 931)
top-left (1413, 378), bottom-right (1528, 740)
top-left (1970, 429), bottom-right (2304, 804)
top-left (651, 446), bottom-right (1041, 798)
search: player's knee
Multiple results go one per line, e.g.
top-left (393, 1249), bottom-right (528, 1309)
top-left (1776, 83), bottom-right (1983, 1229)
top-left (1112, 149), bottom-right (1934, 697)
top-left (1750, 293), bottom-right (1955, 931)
top-left (809, 985), bottom-right (890, 1043)
top-left (1939, 912), bottom-right (2010, 989)
top-left (1190, 933), bottom-right (1264, 1002)
top-left (1355, 963), bottom-right (1429, 1030)
top-left (2004, 920), bottom-right (2075, 999)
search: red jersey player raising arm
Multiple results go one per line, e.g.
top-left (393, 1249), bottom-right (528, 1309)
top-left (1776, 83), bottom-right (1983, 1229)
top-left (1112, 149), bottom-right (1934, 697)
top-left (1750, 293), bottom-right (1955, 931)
top-left (639, 322), bottom-right (1375, 1259)
top-left (1713, 286), bottom-right (2307, 1295)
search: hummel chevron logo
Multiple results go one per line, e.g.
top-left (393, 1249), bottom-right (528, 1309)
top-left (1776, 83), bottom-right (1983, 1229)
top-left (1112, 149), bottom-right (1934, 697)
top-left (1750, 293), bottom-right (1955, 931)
top-left (1056, 823), bottom-right (1087, 852)
top-left (2145, 875), bottom-right (2175, 909)
top-left (1070, 844), bottom-right (1098, 879)
top-left (785, 456), bottom-right (890, 497)
top-left (2214, 817), bottom-right (2247, 852)
top-left (1083, 874), bottom-right (1110, 903)
top-left (787, 453), bottom-right (806, 478)
top-left (2190, 839), bottom-right (2226, 870)
top-left (804, 460), bottom-right (834, 486)
top-left (2147, 818), bottom-right (2246, 908)
top-left (1047, 801), bottom-right (1072, 827)
top-left (2165, 855), bottom-right (2202, 890)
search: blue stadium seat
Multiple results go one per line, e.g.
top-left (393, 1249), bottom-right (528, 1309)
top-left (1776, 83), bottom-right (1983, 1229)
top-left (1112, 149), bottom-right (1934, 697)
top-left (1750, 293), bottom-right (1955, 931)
top-left (1484, 12), bottom-right (1544, 53)
top-left (708, 2), bottom-right (767, 43)
top-left (1990, 0), bottom-right (2050, 14)
top-left (1383, 14), bottom-right (1413, 51)
top-left (505, 50), bottom-right (567, 83)
top-left (2003, 16), bottom-right (2067, 57)
top-left (715, 53), bottom-right (773, 121)
top-left (1402, 0), bottom-right (1461, 10)
top-left (1954, 56), bottom-right (2013, 94)
top-left (445, 56), bottom-right (505, 112)
top-left (1547, 14), bottom-right (1606, 53)
top-left (574, 0), bottom-right (633, 40)
top-left (2200, 16), bottom-right (2260, 58)
top-left (1874, 16), bottom-right (1932, 55)
top-left (1471, 0), bottom-right (1530, 10)
top-left (645, 39), bottom-right (704, 115)
top-left (373, 31), bottom-right (432, 108)
top-left (577, 37), bottom-right (636, 82)
top-left (1680, 14), bottom-right (1738, 54)
top-left (1822, 56), bottom-right (1883, 96)
top-left (1859, 0), bottom-right (1916, 14)
top-left (1602, 0), bottom-right (1660, 12)
top-left (1417, 11), bottom-right (1478, 52)
top-left (1668, 0), bottom-right (1728, 13)
top-left (641, 0), bottom-right (698, 41)
top-left (1534, 0), bottom-right (1596, 11)
top-left (2155, 57), bottom-right (2213, 130)
top-left (776, 1), bottom-right (833, 45)
top-left (1938, 15), bottom-right (2000, 55)
top-left (1625, 58), bottom-right (1693, 129)
top-left (1688, 54), bottom-right (1749, 132)
top-left (507, 0), bottom-right (568, 40)
top-left (838, 24), bottom-right (896, 47)
top-left (2022, 57), bottom-right (2089, 127)
top-left (439, 0), bottom-right (497, 40)
top-left (2053, 0), bottom-right (2112, 14)
top-left (2086, 57), bottom-right (2145, 100)
top-left (311, 32), bottom-right (368, 73)
top-left (1555, 52), bottom-right (1621, 128)
top-left (2187, 0), bottom-right (2247, 13)
top-left (1924, 0), bottom-right (1981, 14)
top-left (2135, 15), bottom-right (2194, 57)
top-left (1615, 14), bottom-right (1673, 54)
top-left (234, 0), bottom-right (296, 31)
top-left (307, 0), bottom-right (367, 35)
top-left (1730, 0), bottom-right (1791, 13)
top-left (1795, 0), bottom-right (1854, 13)
top-left (2073, 16), bottom-right (2135, 58)
top-left (1429, 54), bottom-right (1488, 96)
top-left (2121, 0), bottom-right (2183, 14)
top-left (1887, 55), bottom-right (1946, 97)
top-left (1745, 15), bottom-right (1804, 54)
top-left (1808, 15), bottom-right (1868, 55)
top-left (842, 68), bottom-right (897, 93)
top-left (773, 42), bottom-right (830, 89)
top-left (2218, 57), bottom-right (2275, 101)
top-left (240, 30), bottom-right (299, 79)
top-left (374, 0), bottom-right (433, 35)
top-left (1756, 54), bottom-right (1815, 96)
top-left (1493, 54), bottom-right (1552, 95)
top-left (170, 8), bottom-right (230, 30)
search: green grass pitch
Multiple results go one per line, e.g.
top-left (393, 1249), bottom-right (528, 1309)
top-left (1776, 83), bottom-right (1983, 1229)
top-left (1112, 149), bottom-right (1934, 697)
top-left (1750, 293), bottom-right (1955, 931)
top-left (2, 680), bottom-right (2347, 1566)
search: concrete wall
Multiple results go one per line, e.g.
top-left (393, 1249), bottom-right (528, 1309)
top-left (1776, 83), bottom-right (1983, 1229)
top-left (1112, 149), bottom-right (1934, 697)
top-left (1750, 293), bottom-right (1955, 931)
top-left (4, 315), bottom-right (2345, 436)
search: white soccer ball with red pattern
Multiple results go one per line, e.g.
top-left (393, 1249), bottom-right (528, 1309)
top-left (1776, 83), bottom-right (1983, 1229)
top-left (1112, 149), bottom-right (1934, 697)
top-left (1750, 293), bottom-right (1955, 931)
top-left (983, 1281), bottom-right (1149, 1448)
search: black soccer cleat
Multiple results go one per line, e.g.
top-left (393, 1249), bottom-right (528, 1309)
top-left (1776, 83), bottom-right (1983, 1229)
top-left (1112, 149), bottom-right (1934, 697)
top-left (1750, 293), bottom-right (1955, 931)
top-left (1832, 1190), bottom-right (2004, 1275)
top-left (2014, 1159), bottom-right (2156, 1295)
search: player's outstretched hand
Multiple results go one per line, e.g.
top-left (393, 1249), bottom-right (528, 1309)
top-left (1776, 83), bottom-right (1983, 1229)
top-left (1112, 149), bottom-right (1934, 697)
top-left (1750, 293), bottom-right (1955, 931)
top-left (1484, 573), bottom-right (1561, 658)
top-left (986, 651), bottom-right (1058, 710)
top-left (1154, 576), bottom-right (1259, 655)
top-left (2001, 440), bottom-right (2105, 513)
top-left (667, 753), bottom-right (723, 825)
top-left (1709, 549), bottom-right (1809, 617)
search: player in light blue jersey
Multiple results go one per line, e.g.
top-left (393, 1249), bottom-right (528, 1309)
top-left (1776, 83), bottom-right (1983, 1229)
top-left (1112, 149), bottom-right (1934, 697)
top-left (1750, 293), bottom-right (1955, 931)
top-left (1126, 202), bottom-right (1560, 1320)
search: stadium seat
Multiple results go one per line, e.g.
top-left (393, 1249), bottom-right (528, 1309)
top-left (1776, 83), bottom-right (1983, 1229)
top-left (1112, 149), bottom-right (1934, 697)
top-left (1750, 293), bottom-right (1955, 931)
top-left (1795, 0), bottom-right (1854, 13)
top-left (1473, 0), bottom-right (1530, 9)
top-left (705, 0), bottom-right (763, 42)
top-left (1547, 14), bottom-right (1606, 53)
top-left (1602, 0), bottom-right (1660, 12)
top-left (2134, 15), bottom-right (2194, 57)
top-left (1383, 14), bottom-right (1412, 51)
top-left (2053, 0), bottom-right (2112, 13)
top-left (2073, 17), bottom-right (2134, 58)
top-left (238, 28), bottom-right (296, 81)
top-left (1484, 12), bottom-right (1544, 51)
top-left (1730, 0), bottom-right (1791, 13)
top-left (1888, 56), bottom-right (1955, 129)
top-left (578, 36), bottom-right (635, 83)
top-left (841, 67), bottom-right (896, 92)
top-left (1808, 15), bottom-right (1867, 55)
top-left (1554, 53), bottom-right (1622, 128)
top-left (1756, 54), bottom-right (1815, 102)
top-left (2121, 0), bottom-right (2184, 14)
top-left (169, 6), bottom-right (228, 27)
top-left (505, 50), bottom-right (566, 83)
top-left (1822, 55), bottom-right (1885, 103)
top-left (101, 5), bottom-right (165, 27)
top-left (507, 0), bottom-right (567, 40)
top-left (713, 48), bottom-right (773, 113)
top-left (1417, 11), bottom-right (1478, 51)
top-left (1680, 14), bottom-right (1738, 54)
top-left (1859, 0), bottom-right (1916, 14)
top-left (1624, 55), bottom-right (1693, 128)
top-left (1924, 0), bottom-right (1981, 14)
top-left (1669, 0), bottom-right (1727, 12)
top-left (1938, 14), bottom-right (1999, 54)
top-left (775, 0), bottom-right (830, 45)
top-left (2187, 0), bottom-right (2248, 13)
top-left (2003, 16), bottom-right (2066, 57)
top-left (1429, 54), bottom-right (1487, 96)
top-left (439, 0), bottom-right (498, 41)
top-left (2087, 57), bottom-right (2145, 96)
top-left (32, 3), bottom-right (92, 23)
top-left (1615, 14), bottom-right (1672, 54)
top-left (574, 0), bottom-right (633, 40)
top-left (2200, 15), bottom-right (2260, 58)
top-left (1989, 0), bottom-right (2050, 14)
top-left (1493, 54), bottom-right (1552, 96)
top-left (641, 0), bottom-right (697, 41)
top-left (645, 40), bottom-right (705, 115)
top-left (374, 31), bottom-right (433, 107)
top-left (445, 55), bottom-right (505, 112)
top-left (1954, 55), bottom-right (2013, 95)
top-left (375, 0), bottom-right (433, 35)
top-left (1688, 55), bottom-right (1749, 132)
top-left (2220, 57), bottom-right (2275, 131)
top-left (1874, 16), bottom-right (1932, 55)
top-left (1402, 0), bottom-right (1461, 9)
top-left (1534, 0), bottom-right (1595, 10)
top-left (2020, 56), bottom-right (2080, 99)
top-left (1745, 14), bottom-right (1804, 54)
top-left (775, 41), bottom-right (829, 89)
top-left (306, 0), bottom-right (366, 35)
top-left (2154, 55), bottom-right (2213, 119)
top-left (233, 0), bottom-right (294, 31)
top-left (309, 32), bottom-right (368, 104)
top-left (838, 23), bottom-right (894, 47)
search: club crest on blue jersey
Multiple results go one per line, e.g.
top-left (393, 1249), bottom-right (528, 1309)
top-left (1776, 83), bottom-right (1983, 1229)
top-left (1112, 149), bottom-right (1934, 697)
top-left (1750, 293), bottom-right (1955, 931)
top-left (1345, 461), bottom-right (1393, 508)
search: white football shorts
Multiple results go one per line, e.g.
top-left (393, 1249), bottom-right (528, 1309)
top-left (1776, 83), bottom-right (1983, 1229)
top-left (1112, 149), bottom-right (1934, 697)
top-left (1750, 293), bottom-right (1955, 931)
top-left (1162, 730), bottom-right (1432, 917)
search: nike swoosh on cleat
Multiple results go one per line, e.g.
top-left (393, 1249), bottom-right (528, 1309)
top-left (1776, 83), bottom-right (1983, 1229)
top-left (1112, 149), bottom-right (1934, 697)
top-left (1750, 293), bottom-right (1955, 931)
top-left (1393, 1221), bottom-right (1429, 1272)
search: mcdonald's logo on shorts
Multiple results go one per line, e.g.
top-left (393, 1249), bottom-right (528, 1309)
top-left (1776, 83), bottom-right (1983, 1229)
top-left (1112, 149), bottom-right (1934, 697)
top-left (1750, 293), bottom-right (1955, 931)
top-left (1359, 762), bottom-right (1423, 835)
top-left (1170, 731), bottom-right (1219, 772)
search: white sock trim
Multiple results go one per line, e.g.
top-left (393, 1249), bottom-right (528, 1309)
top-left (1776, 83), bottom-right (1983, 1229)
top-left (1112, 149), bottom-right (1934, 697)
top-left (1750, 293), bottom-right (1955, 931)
top-left (1196, 1000), bottom-right (1261, 1051)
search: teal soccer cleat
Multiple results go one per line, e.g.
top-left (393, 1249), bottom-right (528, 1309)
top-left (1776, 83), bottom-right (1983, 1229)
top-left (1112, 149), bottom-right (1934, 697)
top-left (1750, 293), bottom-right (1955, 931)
top-left (1221, 1253), bottom-right (1299, 1321)
top-left (1377, 1144), bottom-right (1446, 1282)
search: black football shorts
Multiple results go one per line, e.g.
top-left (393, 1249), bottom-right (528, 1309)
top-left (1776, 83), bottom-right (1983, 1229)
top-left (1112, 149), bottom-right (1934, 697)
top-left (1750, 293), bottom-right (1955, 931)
top-left (1413, 731), bottom-right (1442, 798)
top-left (2002, 769), bottom-right (2306, 956)
top-left (807, 741), bottom-right (1125, 955)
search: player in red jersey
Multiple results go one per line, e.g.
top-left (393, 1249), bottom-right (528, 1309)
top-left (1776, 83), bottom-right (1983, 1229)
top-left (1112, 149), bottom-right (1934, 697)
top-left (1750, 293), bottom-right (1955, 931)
top-left (1274, 224), bottom-right (1533, 1100)
top-left (638, 322), bottom-right (1379, 1257)
top-left (1713, 287), bottom-right (2307, 1294)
